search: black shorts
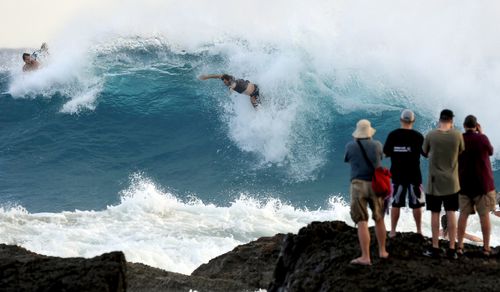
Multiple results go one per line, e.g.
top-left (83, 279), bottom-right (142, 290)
top-left (250, 85), bottom-right (260, 101)
top-left (391, 184), bottom-right (425, 209)
top-left (426, 193), bottom-right (459, 212)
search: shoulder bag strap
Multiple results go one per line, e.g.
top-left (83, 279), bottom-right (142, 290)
top-left (356, 140), bottom-right (375, 170)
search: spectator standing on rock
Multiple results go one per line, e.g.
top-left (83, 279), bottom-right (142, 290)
top-left (457, 115), bottom-right (496, 256)
top-left (422, 109), bottom-right (464, 259)
top-left (383, 109), bottom-right (425, 238)
top-left (345, 119), bottom-right (389, 265)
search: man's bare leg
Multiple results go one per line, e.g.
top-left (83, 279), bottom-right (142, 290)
top-left (351, 221), bottom-right (371, 265)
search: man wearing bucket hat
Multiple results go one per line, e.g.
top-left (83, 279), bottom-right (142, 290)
top-left (345, 119), bottom-right (389, 265)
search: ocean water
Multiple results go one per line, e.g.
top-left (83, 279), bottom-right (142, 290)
top-left (1, 0), bottom-right (500, 275)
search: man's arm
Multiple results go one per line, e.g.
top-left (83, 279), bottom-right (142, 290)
top-left (483, 135), bottom-right (494, 156)
top-left (464, 233), bottom-right (482, 243)
top-left (419, 134), bottom-right (427, 157)
top-left (344, 144), bottom-right (351, 163)
top-left (422, 134), bottom-right (430, 158)
top-left (458, 132), bottom-right (465, 153)
top-left (383, 134), bottom-right (392, 157)
top-left (377, 141), bottom-right (384, 161)
top-left (199, 74), bottom-right (223, 80)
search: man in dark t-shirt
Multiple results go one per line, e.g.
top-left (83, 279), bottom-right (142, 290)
top-left (384, 109), bottom-right (425, 238)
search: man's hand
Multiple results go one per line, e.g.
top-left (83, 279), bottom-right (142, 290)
top-left (476, 123), bottom-right (482, 134)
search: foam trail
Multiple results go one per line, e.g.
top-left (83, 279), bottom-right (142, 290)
top-left (60, 83), bottom-right (102, 113)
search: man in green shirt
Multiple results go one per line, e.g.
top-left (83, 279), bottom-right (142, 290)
top-left (422, 109), bottom-right (465, 259)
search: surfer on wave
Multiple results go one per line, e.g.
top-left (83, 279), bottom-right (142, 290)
top-left (22, 43), bottom-right (49, 72)
top-left (199, 74), bottom-right (261, 108)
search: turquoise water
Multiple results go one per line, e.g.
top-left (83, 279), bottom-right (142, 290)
top-left (0, 45), bottom-right (403, 212)
top-left (2, 42), bottom-right (498, 212)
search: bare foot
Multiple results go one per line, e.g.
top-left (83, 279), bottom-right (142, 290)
top-left (389, 231), bottom-right (396, 238)
top-left (350, 257), bottom-right (371, 266)
top-left (379, 251), bottom-right (389, 259)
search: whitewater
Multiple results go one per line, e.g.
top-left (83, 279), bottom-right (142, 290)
top-left (1, 0), bottom-right (500, 274)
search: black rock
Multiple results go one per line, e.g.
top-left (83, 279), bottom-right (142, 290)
top-left (268, 221), bottom-right (500, 292)
top-left (5, 220), bottom-right (500, 292)
top-left (192, 234), bottom-right (285, 289)
top-left (127, 262), bottom-right (253, 292)
top-left (0, 244), bottom-right (126, 292)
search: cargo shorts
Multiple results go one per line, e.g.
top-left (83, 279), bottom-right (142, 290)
top-left (350, 179), bottom-right (385, 224)
top-left (459, 190), bottom-right (496, 216)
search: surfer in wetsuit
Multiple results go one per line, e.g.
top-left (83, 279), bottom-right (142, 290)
top-left (199, 74), bottom-right (261, 108)
top-left (22, 43), bottom-right (48, 72)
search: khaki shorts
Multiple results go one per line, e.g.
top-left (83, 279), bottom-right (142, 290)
top-left (459, 191), bottom-right (496, 216)
top-left (350, 179), bottom-right (385, 224)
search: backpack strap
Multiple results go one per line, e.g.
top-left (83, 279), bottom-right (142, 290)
top-left (356, 140), bottom-right (375, 171)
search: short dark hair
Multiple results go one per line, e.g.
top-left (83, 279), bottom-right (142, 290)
top-left (22, 53), bottom-right (30, 60)
top-left (221, 74), bottom-right (233, 81)
top-left (439, 109), bottom-right (454, 122)
top-left (463, 115), bottom-right (477, 129)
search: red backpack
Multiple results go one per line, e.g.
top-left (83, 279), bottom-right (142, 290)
top-left (357, 140), bottom-right (392, 198)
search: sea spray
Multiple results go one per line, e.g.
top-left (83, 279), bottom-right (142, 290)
top-left (1, 175), bottom-right (498, 274)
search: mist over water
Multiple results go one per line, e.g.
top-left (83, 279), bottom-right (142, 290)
top-left (1, 0), bottom-right (500, 274)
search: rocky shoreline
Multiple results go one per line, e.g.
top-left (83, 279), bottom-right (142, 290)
top-left (2, 221), bottom-right (500, 291)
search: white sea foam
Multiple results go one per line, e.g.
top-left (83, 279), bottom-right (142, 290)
top-left (59, 82), bottom-right (102, 114)
top-left (6, 43), bottom-right (102, 114)
top-left (1, 175), bottom-right (499, 275)
top-left (0, 175), bottom-right (335, 274)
